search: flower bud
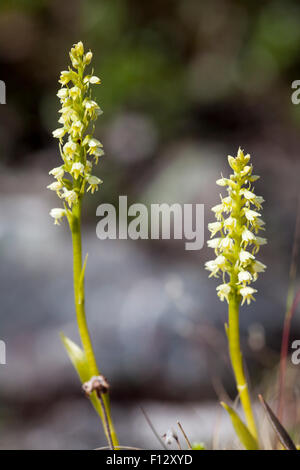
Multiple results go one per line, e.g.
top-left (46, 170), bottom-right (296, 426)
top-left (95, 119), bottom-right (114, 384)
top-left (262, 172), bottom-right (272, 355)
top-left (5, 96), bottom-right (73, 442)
top-left (84, 51), bottom-right (93, 65)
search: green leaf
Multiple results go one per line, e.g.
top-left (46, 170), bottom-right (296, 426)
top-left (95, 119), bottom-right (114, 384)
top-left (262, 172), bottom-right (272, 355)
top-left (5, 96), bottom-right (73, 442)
top-left (60, 332), bottom-right (107, 425)
top-left (258, 394), bottom-right (297, 450)
top-left (60, 332), bottom-right (91, 383)
top-left (221, 402), bottom-right (259, 450)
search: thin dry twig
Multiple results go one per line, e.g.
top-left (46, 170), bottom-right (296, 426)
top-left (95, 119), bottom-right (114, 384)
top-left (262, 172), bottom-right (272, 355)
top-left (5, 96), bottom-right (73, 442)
top-left (140, 407), bottom-right (167, 450)
top-left (177, 421), bottom-right (193, 449)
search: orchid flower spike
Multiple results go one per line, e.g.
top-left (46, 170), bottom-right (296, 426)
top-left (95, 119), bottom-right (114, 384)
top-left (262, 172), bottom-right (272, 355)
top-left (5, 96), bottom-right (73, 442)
top-left (48, 41), bottom-right (104, 222)
top-left (205, 148), bottom-right (267, 306)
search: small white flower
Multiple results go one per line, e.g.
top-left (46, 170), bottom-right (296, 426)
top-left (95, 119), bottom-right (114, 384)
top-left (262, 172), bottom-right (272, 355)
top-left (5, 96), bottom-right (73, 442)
top-left (87, 175), bottom-right (102, 194)
top-left (252, 260), bottom-right (266, 273)
top-left (47, 181), bottom-right (63, 192)
top-left (205, 260), bottom-right (217, 272)
top-left (239, 250), bottom-right (254, 263)
top-left (63, 140), bottom-right (77, 157)
top-left (93, 147), bottom-right (105, 163)
top-left (255, 236), bottom-right (267, 246)
top-left (221, 196), bottom-right (232, 209)
top-left (216, 177), bottom-right (228, 186)
top-left (71, 162), bottom-right (85, 179)
top-left (205, 255), bottom-right (226, 277)
top-left (256, 218), bottom-right (266, 228)
top-left (57, 88), bottom-right (69, 99)
top-left (50, 208), bottom-right (66, 225)
top-left (207, 238), bottom-right (221, 249)
top-left (59, 70), bottom-right (73, 85)
top-left (238, 271), bottom-right (252, 284)
top-left (59, 107), bottom-right (72, 125)
top-left (253, 196), bottom-right (265, 208)
top-left (211, 203), bottom-right (224, 221)
top-left (244, 208), bottom-right (261, 222)
top-left (69, 86), bottom-right (81, 100)
top-left (240, 189), bottom-right (256, 201)
top-left (216, 283), bottom-right (231, 303)
top-left (219, 237), bottom-right (234, 250)
top-left (88, 137), bottom-right (103, 150)
top-left (240, 286), bottom-right (257, 305)
top-left (242, 228), bottom-right (256, 243)
top-left (208, 221), bottom-right (222, 237)
top-left (84, 99), bottom-right (99, 110)
top-left (49, 166), bottom-right (64, 180)
top-left (251, 260), bottom-right (267, 281)
top-left (215, 255), bottom-right (226, 266)
top-left (71, 120), bottom-right (83, 136)
top-left (89, 75), bottom-right (101, 84)
top-left (52, 128), bottom-right (66, 139)
top-left (223, 216), bottom-right (236, 231)
top-left (62, 189), bottom-right (78, 207)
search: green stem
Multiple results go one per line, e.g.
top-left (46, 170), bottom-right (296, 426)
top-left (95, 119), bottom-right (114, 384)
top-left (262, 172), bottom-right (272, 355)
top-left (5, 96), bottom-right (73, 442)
top-left (70, 200), bottom-right (119, 447)
top-left (228, 293), bottom-right (258, 441)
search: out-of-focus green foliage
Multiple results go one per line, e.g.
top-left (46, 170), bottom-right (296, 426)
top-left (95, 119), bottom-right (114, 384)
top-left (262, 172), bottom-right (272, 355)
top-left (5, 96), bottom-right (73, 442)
top-left (192, 442), bottom-right (206, 450)
top-left (1, 0), bottom-right (300, 187)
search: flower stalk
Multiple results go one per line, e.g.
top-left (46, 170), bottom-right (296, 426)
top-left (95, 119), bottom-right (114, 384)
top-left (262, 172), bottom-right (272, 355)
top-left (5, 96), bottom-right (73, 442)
top-left (48, 41), bottom-right (118, 447)
top-left (228, 291), bottom-right (257, 440)
top-left (206, 148), bottom-right (267, 443)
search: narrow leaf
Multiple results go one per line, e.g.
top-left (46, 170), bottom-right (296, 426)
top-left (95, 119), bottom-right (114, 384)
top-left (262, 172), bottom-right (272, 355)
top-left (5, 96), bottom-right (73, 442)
top-left (258, 394), bottom-right (297, 450)
top-left (221, 402), bottom-right (259, 450)
top-left (60, 333), bottom-right (107, 427)
top-left (60, 332), bottom-right (91, 383)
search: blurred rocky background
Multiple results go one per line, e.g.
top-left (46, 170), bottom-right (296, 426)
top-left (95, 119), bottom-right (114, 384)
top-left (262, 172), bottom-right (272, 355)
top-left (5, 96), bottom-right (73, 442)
top-left (0, 0), bottom-right (300, 449)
